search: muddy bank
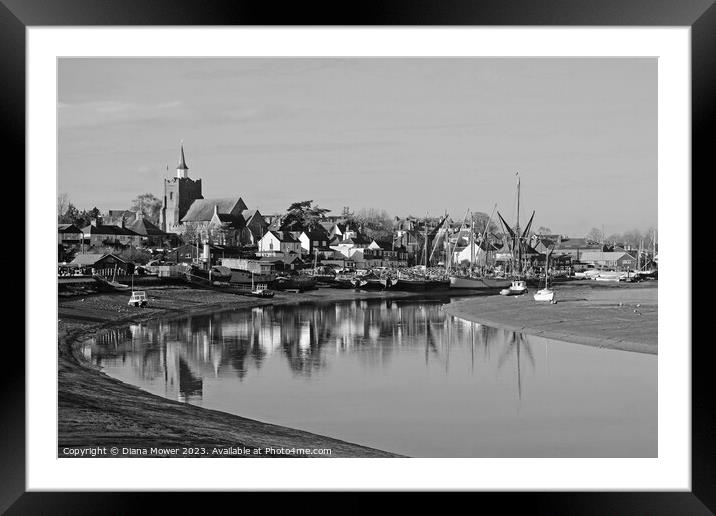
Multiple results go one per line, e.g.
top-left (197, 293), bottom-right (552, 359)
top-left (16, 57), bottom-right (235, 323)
top-left (443, 281), bottom-right (658, 354)
top-left (59, 285), bottom-right (477, 458)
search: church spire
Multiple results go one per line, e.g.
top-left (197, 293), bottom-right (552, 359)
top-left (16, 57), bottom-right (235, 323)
top-left (176, 141), bottom-right (189, 178)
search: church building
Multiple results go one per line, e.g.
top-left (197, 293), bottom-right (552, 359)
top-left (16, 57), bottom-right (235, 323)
top-left (161, 143), bottom-right (266, 246)
top-left (161, 143), bottom-right (203, 233)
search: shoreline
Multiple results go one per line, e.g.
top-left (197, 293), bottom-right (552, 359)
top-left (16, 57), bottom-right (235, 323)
top-left (59, 285), bottom-right (484, 458)
top-left (58, 281), bottom-right (656, 457)
top-left (443, 282), bottom-right (657, 355)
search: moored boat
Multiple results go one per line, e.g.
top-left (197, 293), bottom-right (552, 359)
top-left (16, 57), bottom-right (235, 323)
top-left (449, 275), bottom-right (511, 290)
top-left (500, 280), bottom-right (528, 296)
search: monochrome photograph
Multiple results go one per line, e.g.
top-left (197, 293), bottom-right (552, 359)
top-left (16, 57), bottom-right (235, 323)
top-left (57, 57), bottom-right (657, 459)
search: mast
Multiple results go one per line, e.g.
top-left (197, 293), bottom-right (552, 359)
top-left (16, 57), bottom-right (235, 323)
top-left (515, 173), bottom-right (522, 277)
top-left (638, 239), bottom-right (643, 270)
top-left (424, 213), bottom-right (428, 272)
top-left (470, 212), bottom-right (475, 274)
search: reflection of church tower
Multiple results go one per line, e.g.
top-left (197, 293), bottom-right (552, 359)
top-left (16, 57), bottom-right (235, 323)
top-left (161, 142), bottom-right (203, 233)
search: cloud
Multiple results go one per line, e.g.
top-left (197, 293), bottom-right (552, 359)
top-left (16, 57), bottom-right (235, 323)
top-left (58, 100), bottom-right (185, 128)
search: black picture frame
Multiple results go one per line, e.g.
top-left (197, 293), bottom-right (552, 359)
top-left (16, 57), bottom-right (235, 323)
top-left (4, 0), bottom-right (709, 512)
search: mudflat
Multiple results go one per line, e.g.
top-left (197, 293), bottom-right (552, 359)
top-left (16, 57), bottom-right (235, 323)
top-left (444, 281), bottom-right (657, 354)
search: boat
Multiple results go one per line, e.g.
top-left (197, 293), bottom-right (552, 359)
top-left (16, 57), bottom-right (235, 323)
top-left (226, 268), bottom-right (275, 285)
top-left (247, 283), bottom-right (275, 298)
top-left (533, 251), bottom-right (556, 302)
top-left (500, 280), bottom-right (528, 296)
top-left (449, 275), bottom-right (511, 289)
top-left (127, 290), bottom-right (148, 306)
top-left (496, 173), bottom-right (534, 296)
top-left (127, 274), bottom-right (148, 306)
top-left (448, 206), bottom-right (512, 290)
top-left (271, 274), bottom-right (318, 292)
top-left (185, 264), bottom-right (233, 284)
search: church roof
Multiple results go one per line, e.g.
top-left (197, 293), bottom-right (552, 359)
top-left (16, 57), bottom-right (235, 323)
top-left (181, 198), bottom-right (244, 222)
top-left (177, 144), bottom-right (189, 170)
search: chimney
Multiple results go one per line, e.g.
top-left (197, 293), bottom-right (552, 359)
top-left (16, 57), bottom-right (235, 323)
top-left (214, 205), bottom-right (219, 217)
top-left (121, 217), bottom-right (126, 229)
top-left (135, 210), bottom-right (144, 221)
top-left (91, 216), bottom-right (102, 227)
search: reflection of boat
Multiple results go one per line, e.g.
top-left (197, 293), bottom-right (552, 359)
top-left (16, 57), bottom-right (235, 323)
top-left (500, 280), bottom-right (528, 296)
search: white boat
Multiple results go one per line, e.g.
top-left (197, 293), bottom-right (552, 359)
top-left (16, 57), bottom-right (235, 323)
top-left (533, 288), bottom-right (555, 302)
top-left (500, 280), bottom-right (528, 296)
top-left (534, 251), bottom-right (556, 302)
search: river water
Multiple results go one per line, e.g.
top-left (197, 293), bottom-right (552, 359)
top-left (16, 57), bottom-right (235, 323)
top-left (82, 297), bottom-right (657, 457)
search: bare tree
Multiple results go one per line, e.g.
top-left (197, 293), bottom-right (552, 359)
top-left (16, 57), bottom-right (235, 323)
top-left (57, 193), bottom-right (70, 222)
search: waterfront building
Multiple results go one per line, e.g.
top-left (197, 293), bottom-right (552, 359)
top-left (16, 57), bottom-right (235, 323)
top-left (69, 252), bottom-right (129, 276)
top-left (576, 251), bottom-right (637, 270)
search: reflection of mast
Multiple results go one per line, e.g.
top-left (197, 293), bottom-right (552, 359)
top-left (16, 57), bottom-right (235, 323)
top-left (516, 337), bottom-right (522, 402)
top-left (470, 321), bottom-right (475, 374)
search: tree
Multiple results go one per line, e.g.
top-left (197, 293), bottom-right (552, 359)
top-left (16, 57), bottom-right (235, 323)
top-left (131, 193), bottom-right (162, 224)
top-left (471, 211), bottom-right (499, 235)
top-left (58, 202), bottom-right (80, 225)
top-left (281, 200), bottom-right (330, 231)
top-left (57, 194), bottom-right (70, 222)
top-left (585, 227), bottom-right (603, 243)
top-left (353, 208), bottom-right (393, 240)
top-left (537, 226), bottom-right (552, 235)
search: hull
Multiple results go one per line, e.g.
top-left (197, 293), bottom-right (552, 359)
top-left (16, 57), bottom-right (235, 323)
top-left (271, 276), bottom-right (318, 291)
top-left (449, 276), bottom-right (511, 289)
top-left (228, 269), bottom-right (275, 285)
top-left (395, 278), bottom-right (450, 291)
top-left (533, 289), bottom-right (555, 302)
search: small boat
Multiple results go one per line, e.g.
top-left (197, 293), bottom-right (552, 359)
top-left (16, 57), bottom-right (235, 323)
top-left (127, 290), bottom-right (148, 307)
top-left (247, 283), bottom-right (275, 298)
top-left (533, 252), bottom-right (556, 302)
top-left (533, 288), bottom-right (555, 302)
top-left (500, 280), bottom-right (528, 296)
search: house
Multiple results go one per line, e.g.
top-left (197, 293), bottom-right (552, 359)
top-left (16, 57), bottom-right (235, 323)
top-left (126, 215), bottom-right (176, 247)
top-left (330, 231), bottom-right (372, 259)
top-left (80, 217), bottom-right (143, 249)
top-left (298, 228), bottom-right (331, 255)
top-left (165, 243), bottom-right (244, 265)
top-left (58, 224), bottom-right (83, 245)
top-left (363, 240), bottom-right (409, 267)
top-left (180, 198), bottom-right (252, 246)
top-left (242, 209), bottom-right (269, 244)
top-left (70, 253), bottom-right (129, 276)
top-left (577, 251), bottom-right (637, 270)
top-left (257, 231), bottom-right (302, 256)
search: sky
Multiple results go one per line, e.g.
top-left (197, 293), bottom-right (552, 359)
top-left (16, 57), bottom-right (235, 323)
top-left (58, 58), bottom-right (656, 237)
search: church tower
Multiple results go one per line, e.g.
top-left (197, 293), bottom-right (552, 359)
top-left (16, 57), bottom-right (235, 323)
top-left (161, 142), bottom-right (203, 233)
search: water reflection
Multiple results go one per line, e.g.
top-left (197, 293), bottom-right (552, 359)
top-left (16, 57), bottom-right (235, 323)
top-left (84, 298), bottom-right (656, 457)
top-left (86, 300), bottom-right (541, 402)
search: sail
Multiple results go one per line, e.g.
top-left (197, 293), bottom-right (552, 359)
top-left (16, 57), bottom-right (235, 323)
top-left (521, 210), bottom-right (535, 238)
top-left (497, 211), bottom-right (516, 238)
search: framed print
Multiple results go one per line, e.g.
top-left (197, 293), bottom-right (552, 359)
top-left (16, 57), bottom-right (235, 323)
top-left (4, 0), bottom-right (711, 512)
